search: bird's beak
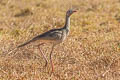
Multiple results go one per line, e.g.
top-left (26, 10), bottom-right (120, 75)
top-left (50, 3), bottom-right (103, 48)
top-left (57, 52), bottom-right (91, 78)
top-left (73, 10), bottom-right (77, 13)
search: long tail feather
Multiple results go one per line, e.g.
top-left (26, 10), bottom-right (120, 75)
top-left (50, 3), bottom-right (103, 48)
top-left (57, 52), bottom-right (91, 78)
top-left (17, 37), bottom-right (38, 48)
top-left (7, 35), bottom-right (40, 55)
top-left (17, 40), bottom-right (32, 48)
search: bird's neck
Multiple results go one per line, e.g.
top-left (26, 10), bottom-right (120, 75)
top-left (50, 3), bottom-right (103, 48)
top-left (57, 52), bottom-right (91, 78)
top-left (64, 15), bottom-right (70, 30)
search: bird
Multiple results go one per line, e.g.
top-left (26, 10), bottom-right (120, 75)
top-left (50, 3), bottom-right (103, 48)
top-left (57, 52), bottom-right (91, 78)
top-left (11, 9), bottom-right (77, 72)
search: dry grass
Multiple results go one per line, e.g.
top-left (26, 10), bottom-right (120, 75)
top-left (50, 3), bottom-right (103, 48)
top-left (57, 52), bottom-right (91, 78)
top-left (0, 0), bottom-right (120, 80)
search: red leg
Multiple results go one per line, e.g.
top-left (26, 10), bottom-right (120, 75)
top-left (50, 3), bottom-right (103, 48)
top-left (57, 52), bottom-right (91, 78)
top-left (50, 44), bottom-right (56, 72)
top-left (38, 43), bottom-right (48, 67)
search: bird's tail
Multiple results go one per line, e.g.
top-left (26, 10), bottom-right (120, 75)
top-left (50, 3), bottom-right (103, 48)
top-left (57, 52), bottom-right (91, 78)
top-left (6, 36), bottom-right (39, 56)
top-left (17, 38), bottom-right (37, 48)
top-left (7, 40), bottom-right (33, 55)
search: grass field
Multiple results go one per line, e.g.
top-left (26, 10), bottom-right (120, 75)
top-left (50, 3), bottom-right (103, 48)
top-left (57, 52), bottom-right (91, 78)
top-left (0, 0), bottom-right (120, 80)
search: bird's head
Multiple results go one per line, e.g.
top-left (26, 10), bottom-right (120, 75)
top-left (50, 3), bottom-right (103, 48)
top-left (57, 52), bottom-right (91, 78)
top-left (66, 9), bottom-right (77, 17)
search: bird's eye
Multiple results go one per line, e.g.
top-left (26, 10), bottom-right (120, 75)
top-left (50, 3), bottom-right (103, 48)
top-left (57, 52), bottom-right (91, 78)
top-left (68, 11), bottom-right (71, 13)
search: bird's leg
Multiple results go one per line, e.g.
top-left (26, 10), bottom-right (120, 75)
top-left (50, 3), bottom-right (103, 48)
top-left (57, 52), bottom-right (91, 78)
top-left (50, 44), bottom-right (56, 72)
top-left (38, 43), bottom-right (48, 67)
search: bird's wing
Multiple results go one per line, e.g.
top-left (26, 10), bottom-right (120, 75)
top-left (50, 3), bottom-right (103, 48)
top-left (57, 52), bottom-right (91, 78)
top-left (36, 28), bottom-right (63, 41)
top-left (17, 29), bottom-right (63, 48)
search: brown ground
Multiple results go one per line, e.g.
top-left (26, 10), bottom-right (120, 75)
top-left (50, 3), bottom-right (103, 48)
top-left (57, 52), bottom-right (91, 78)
top-left (0, 0), bottom-right (120, 80)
